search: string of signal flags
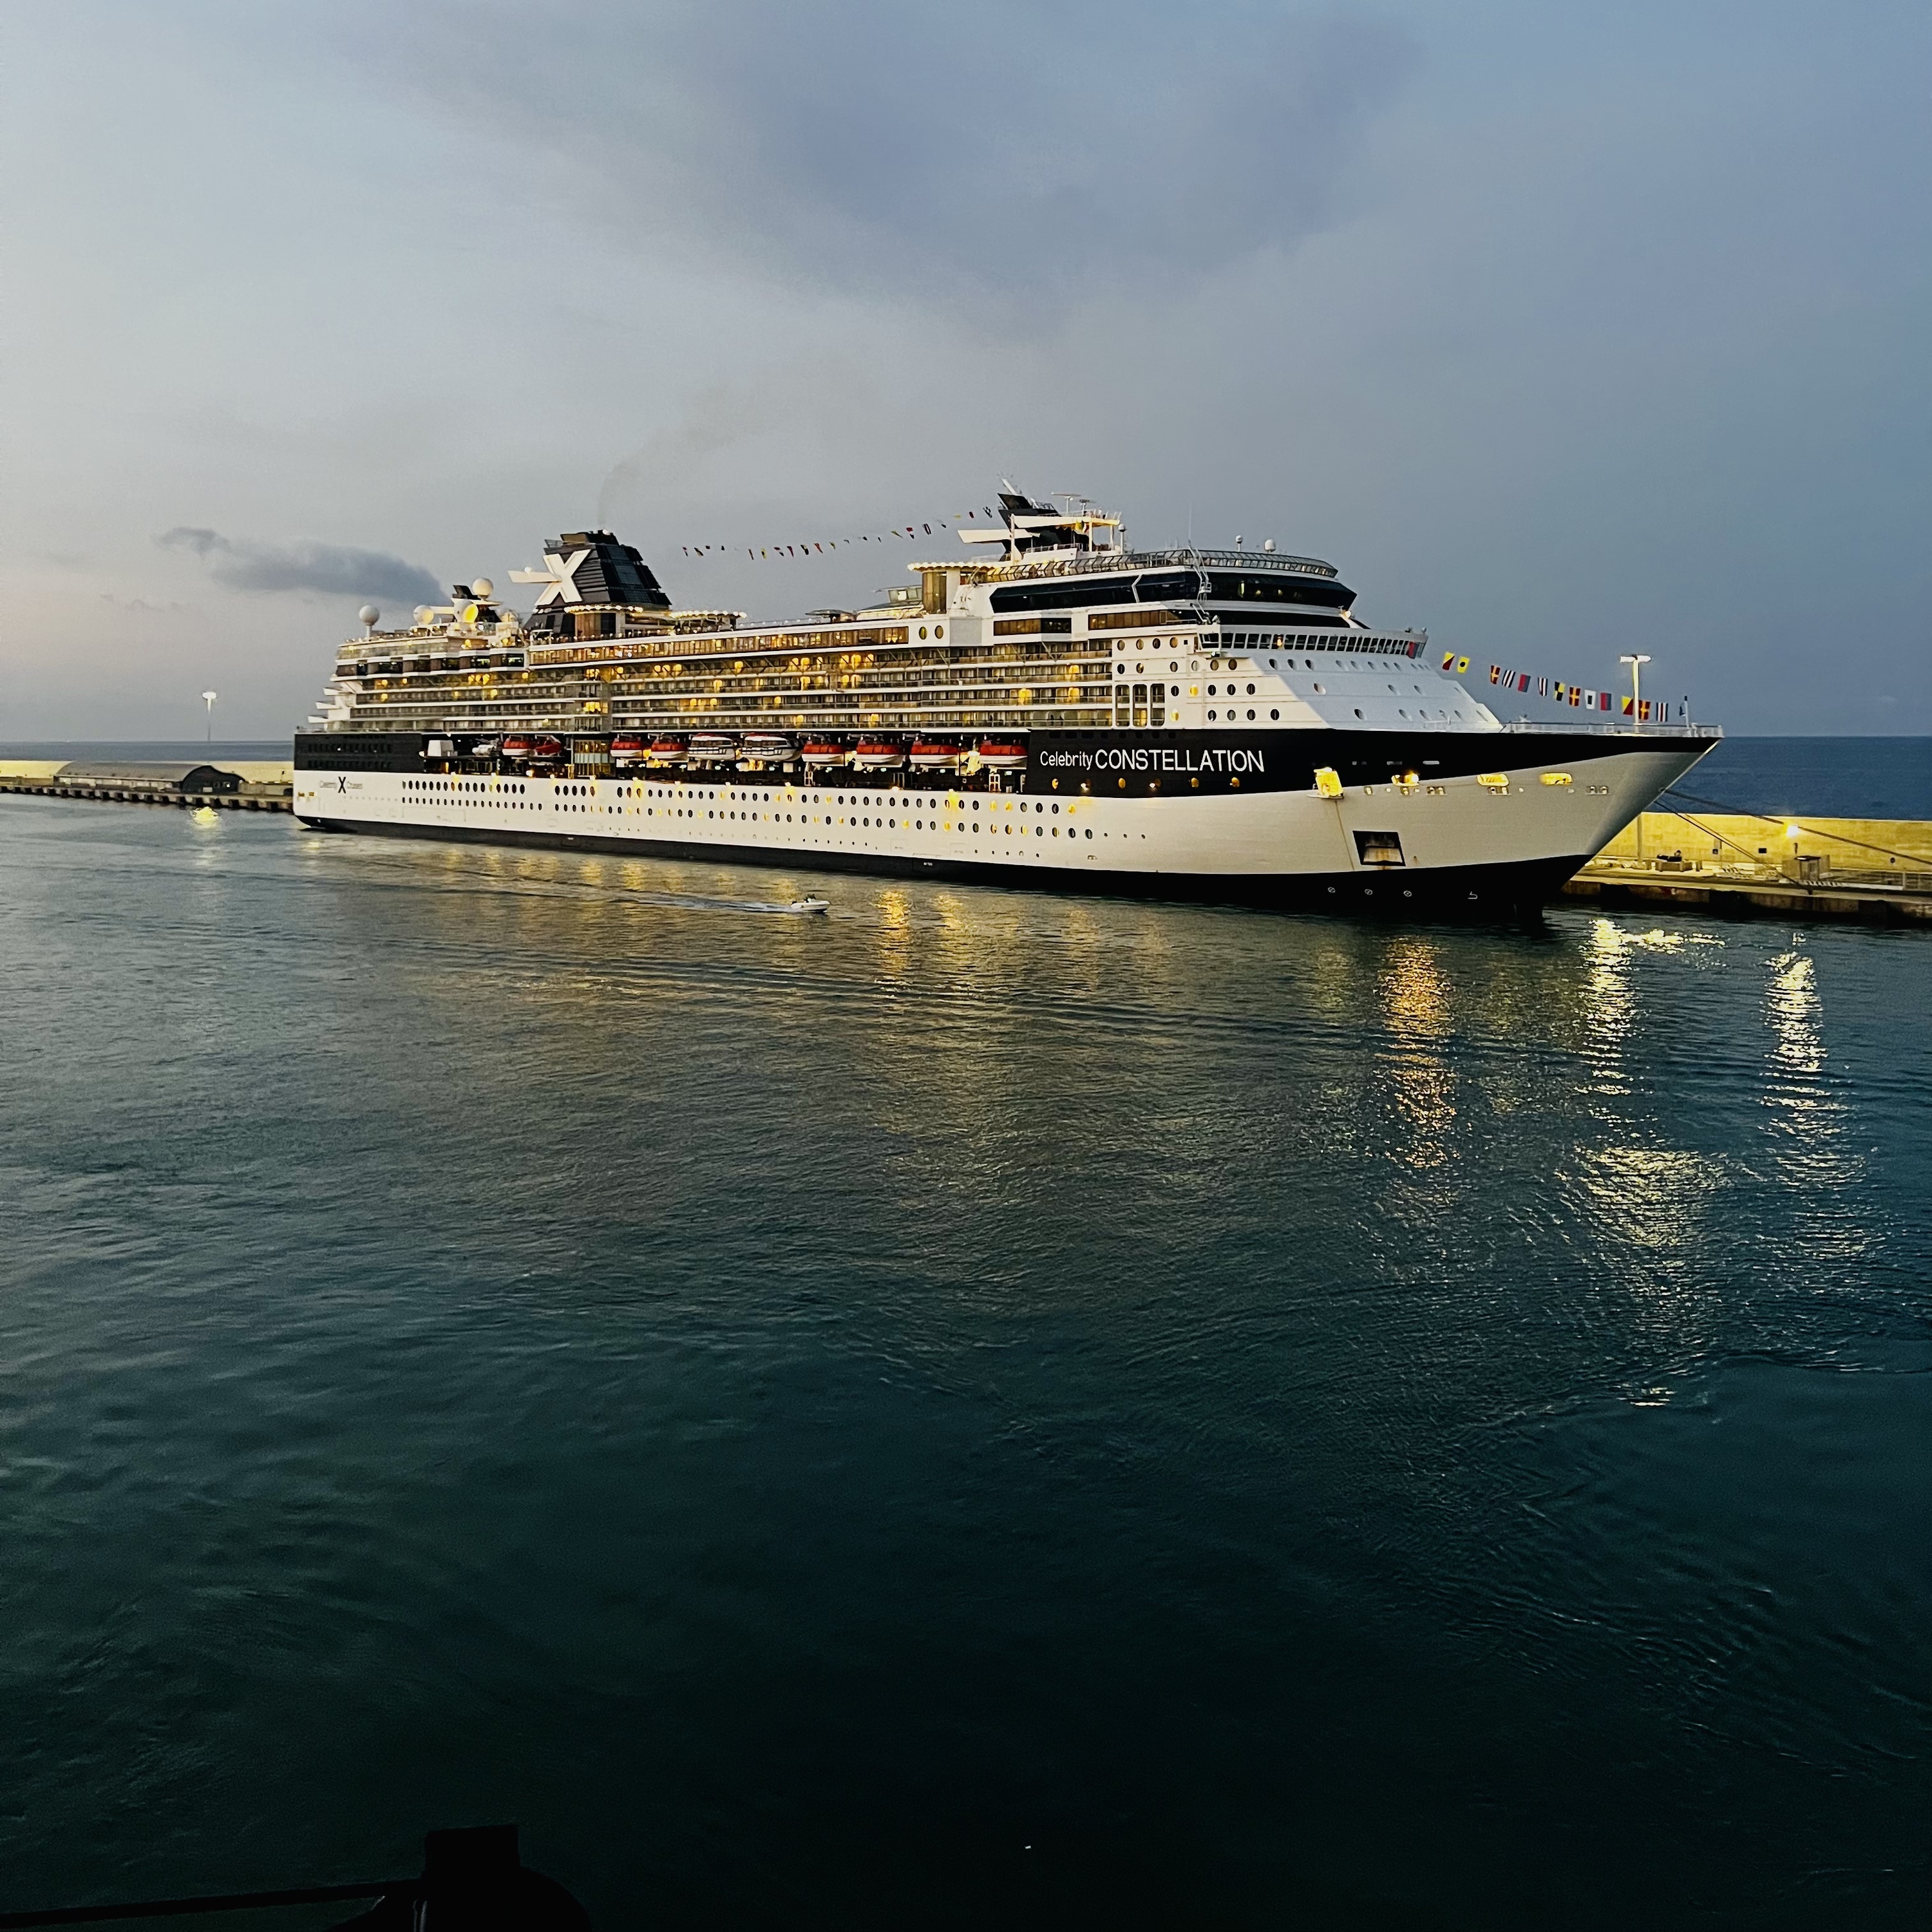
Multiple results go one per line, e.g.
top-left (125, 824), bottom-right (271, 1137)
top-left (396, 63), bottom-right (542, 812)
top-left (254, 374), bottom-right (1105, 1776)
top-left (1486, 661), bottom-right (1677, 721)
top-left (678, 506), bottom-right (1003, 562)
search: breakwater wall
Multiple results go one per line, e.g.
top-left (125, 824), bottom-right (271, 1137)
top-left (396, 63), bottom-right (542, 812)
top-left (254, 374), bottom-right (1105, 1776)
top-left (0, 759), bottom-right (293, 813)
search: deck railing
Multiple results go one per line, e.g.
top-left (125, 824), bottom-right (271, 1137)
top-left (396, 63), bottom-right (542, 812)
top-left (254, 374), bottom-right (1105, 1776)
top-left (1499, 721), bottom-right (1723, 738)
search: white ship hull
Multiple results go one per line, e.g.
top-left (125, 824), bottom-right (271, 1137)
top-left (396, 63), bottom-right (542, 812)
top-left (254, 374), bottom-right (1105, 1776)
top-left (293, 735), bottom-right (1711, 911)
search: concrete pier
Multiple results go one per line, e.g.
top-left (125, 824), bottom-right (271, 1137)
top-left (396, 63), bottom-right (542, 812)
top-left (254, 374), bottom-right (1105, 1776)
top-left (1564, 810), bottom-right (1932, 925)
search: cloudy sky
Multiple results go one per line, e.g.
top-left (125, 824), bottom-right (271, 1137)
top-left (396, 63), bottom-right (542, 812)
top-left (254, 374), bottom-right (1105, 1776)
top-left (3, 0), bottom-right (1926, 738)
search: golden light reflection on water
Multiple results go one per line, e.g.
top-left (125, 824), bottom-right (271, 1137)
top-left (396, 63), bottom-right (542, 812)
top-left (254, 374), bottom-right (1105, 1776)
top-left (1575, 1143), bottom-right (1728, 1245)
top-left (1577, 922), bottom-right (1722, 1095)
top-left (1376, 938), bottom-right (1458, 1169)
top-left (300, 842), bottom-right (1876, 1239)
top-left (1582, 919), bottom-right (1638, 1094)
top-left (1759, 947), bottom-right (1863, 1226)
top-left (1573, 1141), bottom-right (1730, 1352)
top-left (1765, 951), bottom-right (1823, 1079)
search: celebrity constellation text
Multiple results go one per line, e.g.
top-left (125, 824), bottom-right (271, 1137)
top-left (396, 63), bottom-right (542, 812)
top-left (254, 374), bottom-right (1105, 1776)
top-left (1037, 745), bottom-right (1268, 775)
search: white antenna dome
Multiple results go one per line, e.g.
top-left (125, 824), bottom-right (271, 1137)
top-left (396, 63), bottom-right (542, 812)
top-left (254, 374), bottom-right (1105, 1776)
top-left (471, 578), bottom-right (494, 600)
top-left (359, 605), bottom-right (380, 631)
top-left (1262, 538), bottom-right (1275, 554)
top-left (413, 606), bottom-right (432, 627)
top-left (1234, 535), bottom-right (1244, 549)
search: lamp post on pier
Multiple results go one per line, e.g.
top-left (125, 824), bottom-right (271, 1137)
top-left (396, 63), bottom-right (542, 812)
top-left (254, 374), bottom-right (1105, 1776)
top-left (1619, 654), bottom-right (1650, 732)
top-left (1619, 654), bottom-right (1653, 860)
top-left (201, 691), bottom-right (218, 744)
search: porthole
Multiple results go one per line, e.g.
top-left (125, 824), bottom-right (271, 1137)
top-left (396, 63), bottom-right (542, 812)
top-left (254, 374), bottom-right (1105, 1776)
top-left (934, 625), bottom-right (943, 639)
top-left (918, 625), bottom-right (927, 639)
top-left (1270, 708), bottom-right (1280, 720)
top-left (1246, 709), bottom-right (1255, 721)
top-left (1246, 683), bottom-right (1256, 696)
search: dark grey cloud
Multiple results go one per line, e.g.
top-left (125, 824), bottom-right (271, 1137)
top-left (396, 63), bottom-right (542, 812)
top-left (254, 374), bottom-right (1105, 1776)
top-left (157, 527), bottom-right (442, 605)
top-left (363, 0), bottom-right (1418, 301)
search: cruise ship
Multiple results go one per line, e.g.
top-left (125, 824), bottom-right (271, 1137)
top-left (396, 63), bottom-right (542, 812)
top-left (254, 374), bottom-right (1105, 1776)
top-left (292, 489), bottom-right (1719, 909)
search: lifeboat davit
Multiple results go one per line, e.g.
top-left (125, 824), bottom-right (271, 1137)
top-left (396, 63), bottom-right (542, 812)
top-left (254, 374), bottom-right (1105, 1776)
top-left (647, 736), bottom-right (688, 766)
top-left (851, 736), bottom-right (905, 770)
top-left (976, 739), bottom-right (1028, 771)
top-left (531, 735), bottom-right (565, 762)
top-left (739, 732), bottom-right (795, 766)
top-left (609, 734), bottom-right (647, 767)
top-left (801, 737), bottom-right (847, 768)
top-left (469, 737), bottom-right (501, 759)
top-left (687, 732), bottom-right (738, 766)
top-left (909, 738), bottom-right (960, 770)
top-left (502, 734), bottom-right (535, 760)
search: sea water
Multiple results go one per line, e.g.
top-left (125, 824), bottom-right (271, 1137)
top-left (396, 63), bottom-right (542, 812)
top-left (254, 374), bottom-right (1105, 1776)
top-left (0, 800), bottom-right (1925, 1929)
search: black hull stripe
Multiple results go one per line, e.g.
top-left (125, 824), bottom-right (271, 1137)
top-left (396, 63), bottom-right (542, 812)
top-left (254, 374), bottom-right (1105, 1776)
top-left (294, 728), bottom-right (1703, 792)
top-left (295, 815), bottom-right (1586, 913)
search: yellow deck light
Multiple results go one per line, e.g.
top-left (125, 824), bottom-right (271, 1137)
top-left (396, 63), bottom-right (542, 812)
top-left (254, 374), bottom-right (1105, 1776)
top-left (1314, 767), bottom-right (1343, 799)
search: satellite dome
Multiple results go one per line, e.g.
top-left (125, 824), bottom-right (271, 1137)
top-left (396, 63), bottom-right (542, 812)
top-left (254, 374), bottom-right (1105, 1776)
top-left (358, 604), bottom-right (381, 629)
top-left (471, 577), bottom-right (494, 600)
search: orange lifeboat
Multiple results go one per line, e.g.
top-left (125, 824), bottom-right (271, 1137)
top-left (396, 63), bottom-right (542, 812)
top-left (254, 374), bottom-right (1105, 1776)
top-left (610, 734), bottom-right (647, 766)
top-left (976, 739), bottom-right (1027, 770)
top-left (647, 736), bottom-right (688, 766)
top-left (502, 734), bottom-right (535, 760)
top-left (852, 737), bottom-right (905, 770)
top-left (801, 737), bottom-right (847, 768)
top-left (532, 735), bottom-right (565, 762)
top-left (909, 738), bottom-right (960, 770)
